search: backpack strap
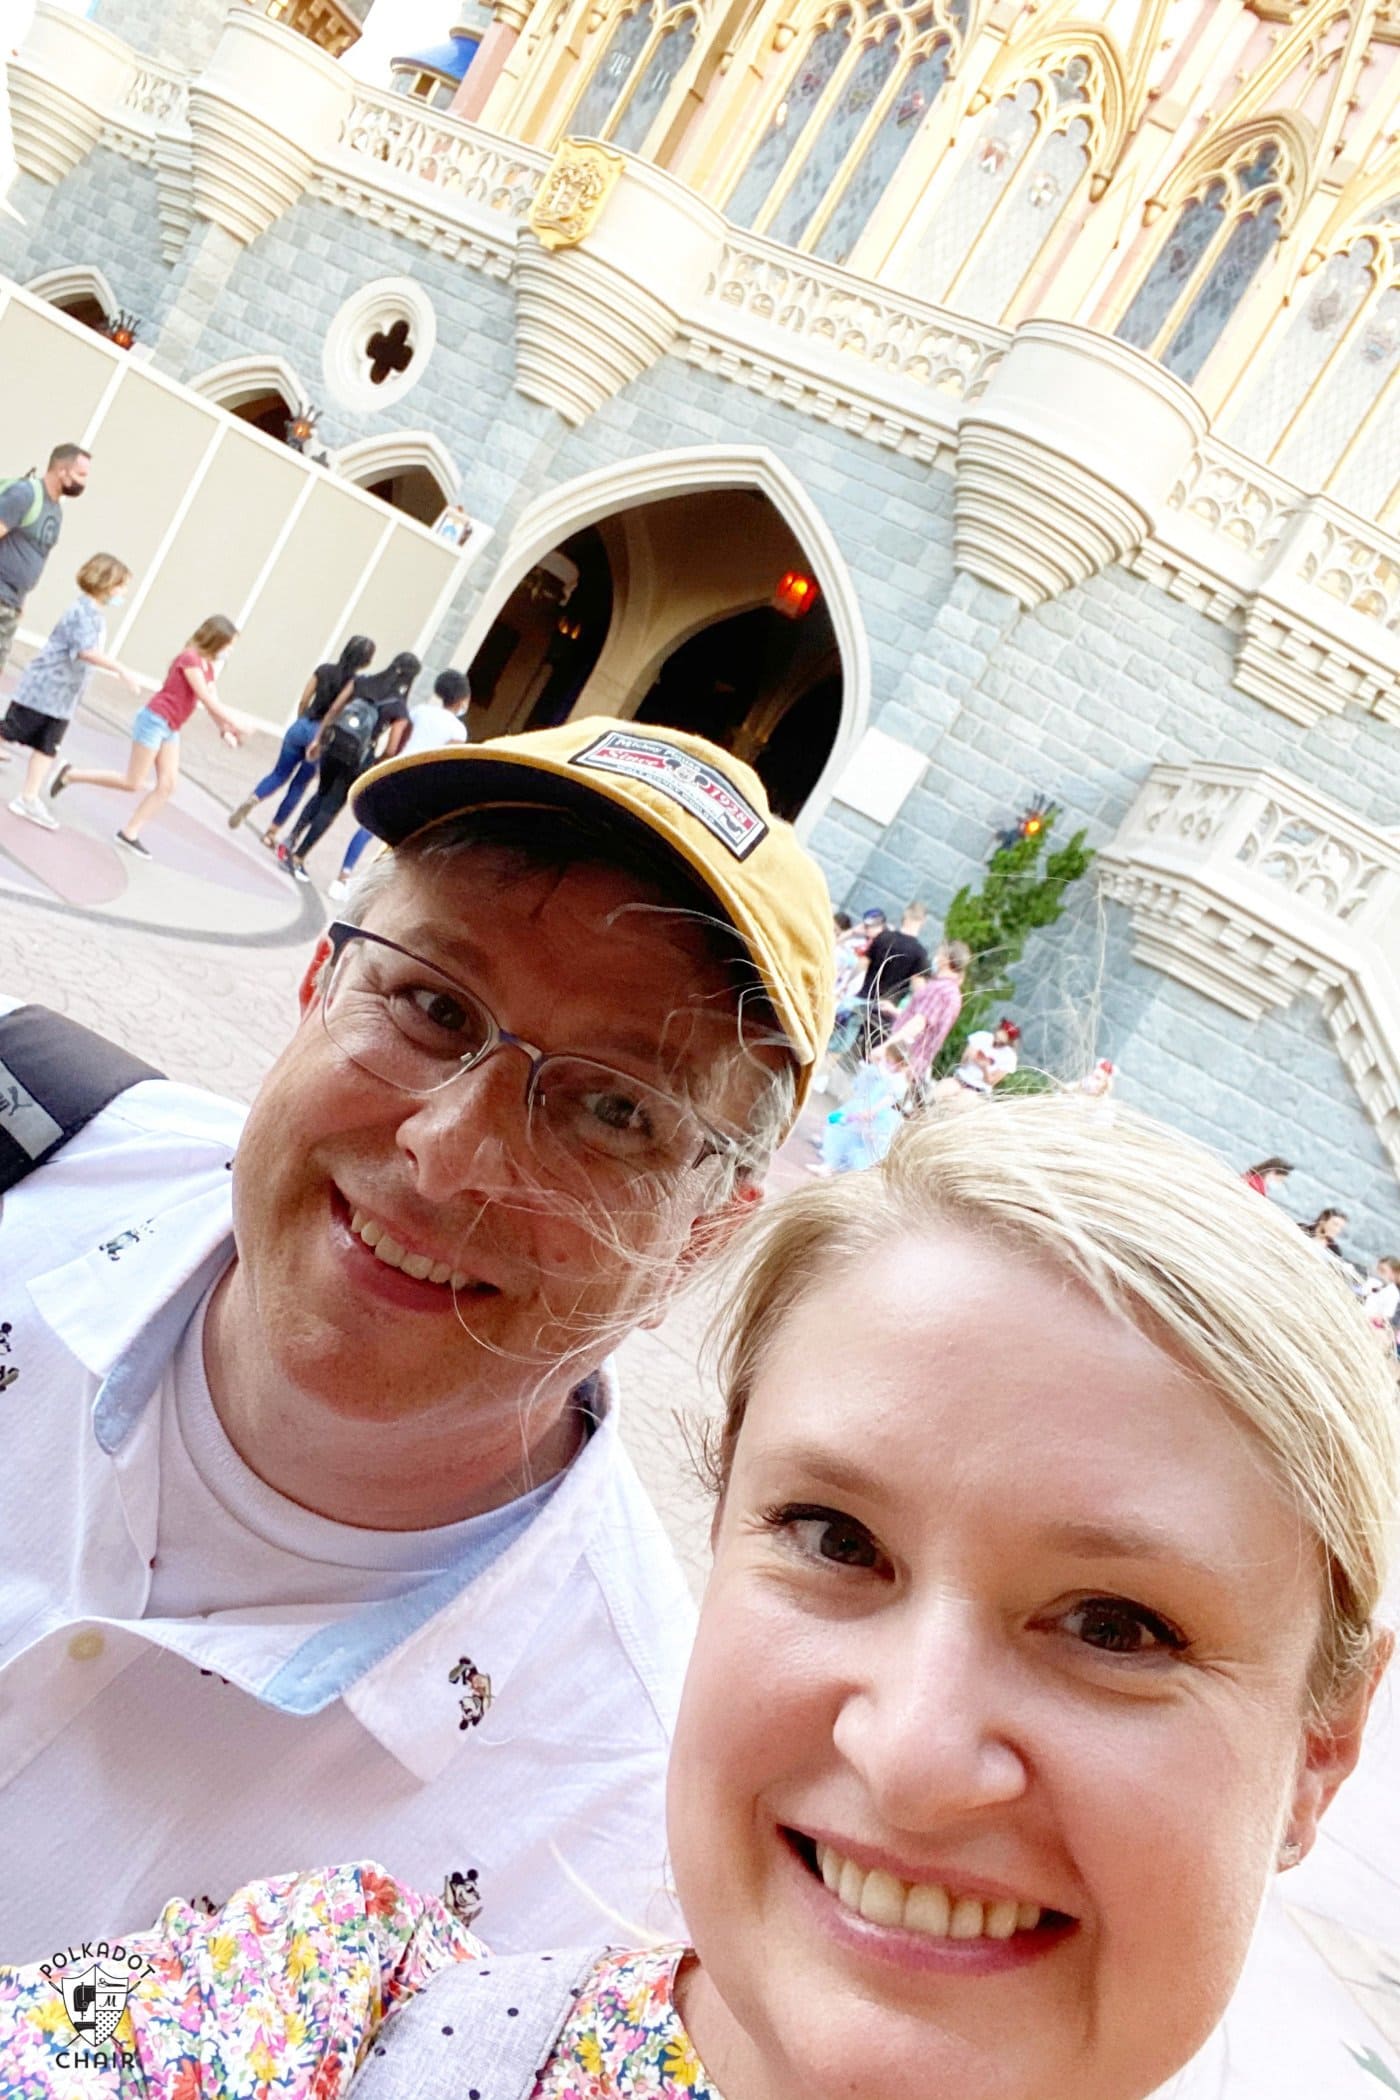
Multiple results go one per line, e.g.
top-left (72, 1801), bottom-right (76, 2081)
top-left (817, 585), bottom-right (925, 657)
top-left (0, 475), bottom-right (44, 531)
top-left (350, 1946), bottom-right (603, 2100)
top-left (0, 1004), bottom-right (165, 1195)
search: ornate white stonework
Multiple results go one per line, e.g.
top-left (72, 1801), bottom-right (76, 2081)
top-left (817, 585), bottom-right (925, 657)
top-left (1100, 763), bottom-right (1400, 1171)
top-left (954, 322), bottom-right (1210, 610)
top-left (8, 5), bottom-right (138, 187)
top-left (516, 156), bottom-right (727, 425)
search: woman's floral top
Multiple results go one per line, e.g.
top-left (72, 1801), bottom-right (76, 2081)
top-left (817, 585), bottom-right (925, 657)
top-left (0, 1866), bottom-right (721, 2099)
top-left (533, 1944), bottom-right (719, 2099)
top-left (0, 1863), bottom-right (480, 2098)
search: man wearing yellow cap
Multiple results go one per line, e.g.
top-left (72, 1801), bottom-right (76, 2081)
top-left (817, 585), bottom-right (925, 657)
top-left (0, 719), bottom-right (833, 1965)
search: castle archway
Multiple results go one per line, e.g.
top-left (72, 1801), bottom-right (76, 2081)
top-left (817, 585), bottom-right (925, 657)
top-left (457, 446), bottom-right (869, 837)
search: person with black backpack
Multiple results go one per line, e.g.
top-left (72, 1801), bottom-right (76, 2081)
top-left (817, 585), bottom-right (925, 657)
top-left (0, 443), bottom-right (91, 675)
top-left (279, 651), bottom-right (418, 883)
top-left (225, 634), bottom-right (377, 849)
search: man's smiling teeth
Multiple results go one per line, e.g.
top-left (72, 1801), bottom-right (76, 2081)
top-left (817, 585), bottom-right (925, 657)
top-left (350, 1208), bottom-right (471, 1290)
top-left (816, 1845), bottom-right (1042, 1940)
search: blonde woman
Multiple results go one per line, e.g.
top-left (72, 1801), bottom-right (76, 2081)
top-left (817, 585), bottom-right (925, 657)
top-left (0, 552), bottom-right (140, 828)
top-left (51, 613), bottom-right (242, 858)
top-left (1, 1100), bottom-right (1394, 2100)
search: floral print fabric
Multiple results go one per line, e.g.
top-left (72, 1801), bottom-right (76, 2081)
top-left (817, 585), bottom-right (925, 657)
top-left (0, 1863), bottom-right (480, 2098)
top-left (532, 1944), bottom-right (719, 2099)
top-left (0, 1867), bottom-right (717, 2100)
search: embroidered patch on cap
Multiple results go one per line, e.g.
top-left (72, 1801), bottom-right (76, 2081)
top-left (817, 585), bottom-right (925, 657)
top-left (570, 730), bottom-right (768, 860)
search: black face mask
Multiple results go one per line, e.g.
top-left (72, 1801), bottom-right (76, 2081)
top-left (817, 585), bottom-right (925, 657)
top-left (61, 479), bottom-right (86, 498)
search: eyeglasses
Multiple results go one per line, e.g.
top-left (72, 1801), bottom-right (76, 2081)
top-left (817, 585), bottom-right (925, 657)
top-left (320, 922), bottom-right (740, 1183)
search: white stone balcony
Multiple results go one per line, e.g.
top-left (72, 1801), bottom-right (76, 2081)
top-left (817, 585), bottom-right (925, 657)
top-left (1100, 765), bottom-right (1400, 1172)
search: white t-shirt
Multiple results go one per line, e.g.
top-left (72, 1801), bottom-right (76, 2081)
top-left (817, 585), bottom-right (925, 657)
top-left (148, 1287), bottom-right (534, 1619)
top-left (402, 700), bottom-right (469, 757)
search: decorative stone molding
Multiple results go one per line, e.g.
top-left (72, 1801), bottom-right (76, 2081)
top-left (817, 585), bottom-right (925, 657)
top-left (515, 155), bottom-right (727, 425)
top-left (192, 351), bottom-right (312, 415)
top-left (953, 322), bottom-right (1209, 609)
top-left (334, 429), bottom-right (461, 503)
top-left (1100, 762), bottom-right (1400, 1173)
top-left (26, 262), bottom-right (120, 320)
top-left (1235, 497), bottom-right (1400, 727)
top-left (335, 89), bottom-right (545, 222)
top-left (8, 3), bottom-right (138, 185)
top-left (185, 11), bottom-right (354, 246)
top-left (322, 276), bottom-right (437, 412)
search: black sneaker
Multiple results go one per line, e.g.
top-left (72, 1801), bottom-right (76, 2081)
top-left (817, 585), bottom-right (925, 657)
top-left (115, 830), bottom-right (151, 859)
top-left (48, 763), bottom-right (71, 799)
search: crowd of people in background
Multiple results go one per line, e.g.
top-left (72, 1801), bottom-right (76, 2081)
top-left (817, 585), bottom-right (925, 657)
top-left (1242, 1156), bottom-right (1400, 1357)
top-left (226, 640), bottom-right (472, 887)
top-left (814, 909), bottom-right (1397, 1366)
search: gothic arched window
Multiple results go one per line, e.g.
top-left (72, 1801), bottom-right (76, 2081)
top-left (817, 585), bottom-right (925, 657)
top-left (726, 0), bottom-right (970, 266)
top-left (898, 49), bottom-right (1102, 319)
top-left (1222, 195), bottom-right (1400, 522)
top-left (1116, 136), bottom-right (1291, 384)
top-left (566, 0), bottom-right (703, 153)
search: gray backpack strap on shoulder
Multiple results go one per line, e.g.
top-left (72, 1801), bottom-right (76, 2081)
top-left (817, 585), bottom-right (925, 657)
top-left (350, 1945), bottom-right (604, 2100)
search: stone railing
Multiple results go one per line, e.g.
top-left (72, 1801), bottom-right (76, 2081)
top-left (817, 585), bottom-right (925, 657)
top-left (336, 87), bottom-right (547, 222)
top-left (1100, 763), bottom-right (1400, 1172)
top-left (703, 235), bottom-right (1008, 403)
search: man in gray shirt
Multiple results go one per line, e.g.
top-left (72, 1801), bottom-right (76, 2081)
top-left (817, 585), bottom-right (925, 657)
top-left (0, 442), bottom-right (91, 672)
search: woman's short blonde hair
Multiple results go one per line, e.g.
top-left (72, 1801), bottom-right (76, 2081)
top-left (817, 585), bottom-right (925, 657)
top-left (711, 1098), bottom-right (1398, 1711)
top-left (76, 552), bottom-right (130, 601)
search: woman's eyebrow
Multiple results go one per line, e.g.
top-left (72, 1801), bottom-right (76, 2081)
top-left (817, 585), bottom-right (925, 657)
top-left (1035, 1518), bottom-right (1233, 1581)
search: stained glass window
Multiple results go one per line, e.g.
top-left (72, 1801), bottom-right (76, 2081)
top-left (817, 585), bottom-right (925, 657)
top-left (768, 29), bottom-right (903, 247)
top-left (1223, 243), bottom-right (1375, 464)
top-left (812, 38), bottom-right (951, 264)
top-left (1306, 283), bottom-right (1400, 511)
top-left (1117, 142), bottom-right (1286, 381)
top-left (611, 10), bottom-right (699, 150)
top-left (726, 17), bottom-right (854, 230)
top-left (1160, 192), bottom-right (1282, 382)
top-left (1117, 182), bottom-right (1228, 351)
top-left (953, 113), bottom-right (1090, 320)
top-left (570, 1), bottom-right (657, 138)
top-left (901, 82), bottom-right (1039, 303)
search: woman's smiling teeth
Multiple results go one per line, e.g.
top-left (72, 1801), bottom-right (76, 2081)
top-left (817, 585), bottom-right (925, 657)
top-left (350, 1208), bottom-right (474, 1291)
top-left (815, 1845), bottom-right (1043, 1940)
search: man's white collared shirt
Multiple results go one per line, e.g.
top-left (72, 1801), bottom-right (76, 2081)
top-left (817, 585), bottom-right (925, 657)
top-left (0, 1078), bottom-right (695, 1962)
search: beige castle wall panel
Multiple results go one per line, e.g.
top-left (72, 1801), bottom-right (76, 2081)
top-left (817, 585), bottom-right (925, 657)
top-left (217, 479), bottom-right (384, 720)
top-left (0, 300), bottom-right (115, 480)
top-left (22, 366), bottom-right (216, 646)
top-left (119, 435), bottom-right (309, 690)
top-left (338, 507), bottom-right (460, 662)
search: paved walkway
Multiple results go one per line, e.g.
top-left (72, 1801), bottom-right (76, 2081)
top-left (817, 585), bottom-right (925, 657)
top-left (0, 689), bottom-right (1396, 2099)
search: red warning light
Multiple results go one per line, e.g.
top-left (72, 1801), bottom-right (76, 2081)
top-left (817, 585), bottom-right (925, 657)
top-left (772, 569), bottom-right (820, 619)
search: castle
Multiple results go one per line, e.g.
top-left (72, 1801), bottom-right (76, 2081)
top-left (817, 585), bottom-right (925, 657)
top-left (2, 0), bottom-right (1398, 1247)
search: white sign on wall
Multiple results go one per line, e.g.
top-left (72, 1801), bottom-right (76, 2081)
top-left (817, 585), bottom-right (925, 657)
top-left (831, 724), bottom-right (928, 828)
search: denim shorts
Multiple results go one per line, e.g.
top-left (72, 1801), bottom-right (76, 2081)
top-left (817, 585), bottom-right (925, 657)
top-left (130, 704), bottom-right (178, 749)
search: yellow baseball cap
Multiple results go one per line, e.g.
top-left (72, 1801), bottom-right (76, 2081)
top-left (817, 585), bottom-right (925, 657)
top-left (352, 717), bottom-right (835, 1107)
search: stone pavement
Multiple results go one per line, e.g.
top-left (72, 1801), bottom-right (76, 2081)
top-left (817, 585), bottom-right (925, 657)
top-left (0, 686), bottom-right (1396, 2099)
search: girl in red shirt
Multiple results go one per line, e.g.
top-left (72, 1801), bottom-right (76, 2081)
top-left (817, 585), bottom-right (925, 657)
top-left (51, 614), bottom-right (242, 858)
